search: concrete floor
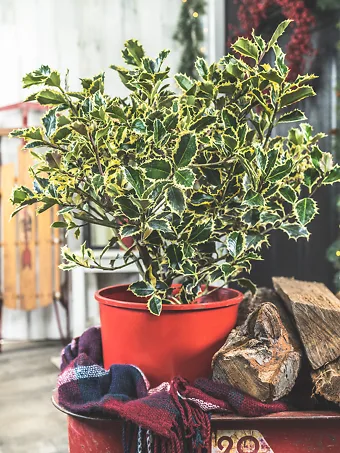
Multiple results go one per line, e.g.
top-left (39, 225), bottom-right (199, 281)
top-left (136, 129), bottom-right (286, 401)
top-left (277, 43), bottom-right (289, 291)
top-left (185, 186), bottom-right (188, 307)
top-left (0, 341), bottom-right (68, 453)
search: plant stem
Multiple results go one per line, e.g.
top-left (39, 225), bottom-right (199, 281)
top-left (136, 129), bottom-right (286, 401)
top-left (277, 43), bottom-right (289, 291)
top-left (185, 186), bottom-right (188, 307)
top-left (89, 134), bottom-right (105, 177)
top-left (91, 257), bottom-right (140, 272)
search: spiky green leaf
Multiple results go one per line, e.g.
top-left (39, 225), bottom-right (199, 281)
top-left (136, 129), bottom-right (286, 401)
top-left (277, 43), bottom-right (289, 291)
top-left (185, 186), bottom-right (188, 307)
top-left (174, 134), bottom-right (197, 168)
top-left (129, 281), bottom-right (154, 297)
top-left (174, 73), bottom-right (195, 91)
top-left (267, 20), bottom-right (292, 49)
top-left (280, 223), bottom-right (310, 240)
top-left (144, 159), bottom-right (171, 180)
top-left (36, 89), bottom-right (66, 105)
top-left (120, 224), bottom-right (139, 238)
top-left (147, 295), bottom-right (163, 316)
top-left (268, 160), bottom-right (293, 182)
top-left (232, 37), bottom-right (259, 61)
top-left (116, 196), bottom-right (140, 219)
top-left (279, 186), bottom-right (297, 204)
top-left (244, 189), bottom-right (265, 207)
top-left (148, 219), bottom-right (171, 233)
top-left (42, 109), bottom-right (57, 137)
top-left (277, 109), bottom-right (307, 124)
top-left (294, 198), bottom-right (317, 226)
top-left (166, 186), bottom-right (185, 214)
top-left (174, 168), bottom-right (195, 188)
top-left (188, 221), bottom-right (213, 244)
top-left (227, 232), bottom-right (245, 258)
top-left (324, 165), bottom-right (340, 184)
top-left (124, 167), bottom-right (144, 197)
top-left (280, 86), bottom-right (316, 108)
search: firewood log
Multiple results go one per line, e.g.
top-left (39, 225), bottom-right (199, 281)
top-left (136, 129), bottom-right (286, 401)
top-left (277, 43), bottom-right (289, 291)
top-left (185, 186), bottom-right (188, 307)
top-left (237, 288), bottom-right (300, 347)
top-left (311, 358), bottom-right (340, 406)
top-left (237, 288), bottom-right (281, 326)
top-left (273, 277), bottom-right (340, 369)
top-left (212, 303), bottom-right (302, 403)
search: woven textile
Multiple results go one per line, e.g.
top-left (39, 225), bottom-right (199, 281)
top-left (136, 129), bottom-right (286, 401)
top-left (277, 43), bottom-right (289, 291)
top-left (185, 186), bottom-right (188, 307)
top-left (58, 327), bottom-right (288, 452)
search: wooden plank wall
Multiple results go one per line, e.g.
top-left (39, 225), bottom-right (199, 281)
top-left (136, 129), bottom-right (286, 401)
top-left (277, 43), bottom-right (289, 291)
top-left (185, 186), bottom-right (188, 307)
top-left (0, 0), bottom-right (182, 339)
top-left (0, 0), bottom-right (183, 106)
top-left (18, 148), bottom-right (36, 310)
top-left (38, 209), bottom-right (54, 308)
top-left (1, 163), bottom-right (17, 308)
top-left (1, 148), bottom-right (60, 311)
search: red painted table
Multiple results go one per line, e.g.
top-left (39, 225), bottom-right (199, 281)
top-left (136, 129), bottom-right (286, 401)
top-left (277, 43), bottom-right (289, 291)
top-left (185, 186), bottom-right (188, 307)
top-left (53, 395), bottom-right (340, 452)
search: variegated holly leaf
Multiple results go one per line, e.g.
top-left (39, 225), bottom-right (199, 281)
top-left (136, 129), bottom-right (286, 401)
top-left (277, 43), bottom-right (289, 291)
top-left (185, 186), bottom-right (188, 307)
top-left (174, 134), bottom-right (197, 168)
top-left (144, 159), bottom-right (171, 180)
top-left (280, 223), bottom-right (310, 240)
top-left (148, 219), bottom-right (171, 233)
top-left (227, 232), bottom-right (245, 258)
top-left (147, 294), bottom-right (163, 316)
top-left (120, 224), bottom-right (139, 238)
top-left (129, 281), bottom-right (154, 297)
top-left (294, 198), bottom-right (317, 226)
top-left (166, 186), bottom-right (185, 214)
top-left (188, 221), bottom-right (214, 244)
top-left (174, 168), bottom-right (195, 188)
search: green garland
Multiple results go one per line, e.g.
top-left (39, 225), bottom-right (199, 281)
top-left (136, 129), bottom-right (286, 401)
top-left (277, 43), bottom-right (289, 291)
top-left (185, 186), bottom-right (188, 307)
top-left (173, 0), bottom-right (206, 78)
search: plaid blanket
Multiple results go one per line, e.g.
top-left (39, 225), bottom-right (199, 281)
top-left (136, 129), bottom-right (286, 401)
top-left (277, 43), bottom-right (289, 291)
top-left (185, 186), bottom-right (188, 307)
top-left (58, 327), bottom-right (288, 453)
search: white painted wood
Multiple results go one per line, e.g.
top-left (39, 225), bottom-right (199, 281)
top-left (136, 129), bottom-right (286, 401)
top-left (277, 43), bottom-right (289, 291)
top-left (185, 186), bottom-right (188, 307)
top-left (0, 0), bottom-right (223, 340)
top-left (70, 266), bottom-right (87, 338)
top-left (70, 251), bottom-right (139, 336)
top-left (208, 0), bottom-right (226, 63)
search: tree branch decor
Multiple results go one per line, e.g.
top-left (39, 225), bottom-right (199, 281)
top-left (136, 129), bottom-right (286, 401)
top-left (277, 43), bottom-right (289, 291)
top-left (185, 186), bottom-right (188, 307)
top-left (173, 0), bottom-right (206, 78)
top-left (10, 23), bottom-right (340, 314)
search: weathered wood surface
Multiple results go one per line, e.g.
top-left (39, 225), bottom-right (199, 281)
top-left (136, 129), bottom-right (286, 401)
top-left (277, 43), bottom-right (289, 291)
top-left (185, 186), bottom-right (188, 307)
top-left (237, 288), bottom-right (281, 325)
top-left (18, 148), bottom-right (36, 310)
top-left (1, 163), bottom-right (17, 308)
top-left (38, 209), bottom-right (53, 307)
top-left (311, 358), bottom-right (340, 406)
top-left (212, 303), bottom-right (302, 403)
top-left (273, 277), bottom-right (340, 369)
top-left (237, 288), bottom-right (300, 346)
top-left (53, 206), bottom-right (62, 301)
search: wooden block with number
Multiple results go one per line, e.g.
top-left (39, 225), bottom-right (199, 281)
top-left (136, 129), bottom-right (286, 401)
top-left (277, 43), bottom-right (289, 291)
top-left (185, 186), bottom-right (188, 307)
top-left (272, 277), bottom-right (340, 370)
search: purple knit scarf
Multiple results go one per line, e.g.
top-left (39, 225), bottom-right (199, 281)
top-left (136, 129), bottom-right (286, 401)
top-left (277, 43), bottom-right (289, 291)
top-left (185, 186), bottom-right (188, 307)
top-left (58, 327), bottom-right (288, 452)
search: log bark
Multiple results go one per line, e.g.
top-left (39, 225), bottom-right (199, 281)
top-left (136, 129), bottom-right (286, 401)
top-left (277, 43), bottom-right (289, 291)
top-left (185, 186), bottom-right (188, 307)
top-left (212, 303), bottom-right (302, 403)
top-left (237, 288), bottom-right (281, 326)
top-left (311, 358), bottom-right (340, 406)
top-left (237, 288), bottom-right (300, 347)
top-left (273, 277), bottom-right (340, 369)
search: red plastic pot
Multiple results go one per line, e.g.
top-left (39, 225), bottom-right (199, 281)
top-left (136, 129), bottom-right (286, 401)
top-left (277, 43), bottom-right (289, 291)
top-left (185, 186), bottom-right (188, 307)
top-left (95, 284), bottom-right (243, 387)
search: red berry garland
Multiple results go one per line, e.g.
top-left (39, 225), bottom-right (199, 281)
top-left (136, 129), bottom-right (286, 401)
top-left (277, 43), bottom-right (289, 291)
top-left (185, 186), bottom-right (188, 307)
top-left (232, 0), bottom-right (316, 79)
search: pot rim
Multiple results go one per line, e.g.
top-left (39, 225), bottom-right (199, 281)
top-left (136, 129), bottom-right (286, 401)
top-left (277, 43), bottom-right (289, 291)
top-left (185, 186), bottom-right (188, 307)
top-left (95, 283), bottom-right (243, 312)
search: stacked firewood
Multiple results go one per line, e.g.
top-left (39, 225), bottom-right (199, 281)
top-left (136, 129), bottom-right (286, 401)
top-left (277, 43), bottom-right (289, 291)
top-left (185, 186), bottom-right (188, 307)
top-left (212, 277), bottom-right (340, 407)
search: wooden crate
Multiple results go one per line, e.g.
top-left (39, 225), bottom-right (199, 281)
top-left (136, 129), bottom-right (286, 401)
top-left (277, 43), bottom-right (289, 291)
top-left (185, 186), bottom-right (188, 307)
top-left (1, 148), bottom-right (62, 311)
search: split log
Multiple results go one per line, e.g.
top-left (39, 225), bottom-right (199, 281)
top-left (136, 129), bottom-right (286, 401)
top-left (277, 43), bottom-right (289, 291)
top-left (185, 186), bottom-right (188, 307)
top-left (212, 303), bottom-right (302, 402)
top-left (237, 288), bottom-right (300, 347)
top-left (311, 358), bottom-right (340, 406)
top-left (237, 287), bottom-right (281, 326)
top-left (273, 277), bottom-right (340, 369)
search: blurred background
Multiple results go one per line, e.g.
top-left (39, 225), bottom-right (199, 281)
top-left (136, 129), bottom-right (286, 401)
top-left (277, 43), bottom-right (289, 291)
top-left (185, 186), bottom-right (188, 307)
top-left (0, 0), bottom-right (340, 452)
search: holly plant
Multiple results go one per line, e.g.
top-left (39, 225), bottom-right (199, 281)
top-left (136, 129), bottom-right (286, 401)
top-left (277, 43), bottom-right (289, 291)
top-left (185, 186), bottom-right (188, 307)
top-left (10, 21), bottom-right (340, 314)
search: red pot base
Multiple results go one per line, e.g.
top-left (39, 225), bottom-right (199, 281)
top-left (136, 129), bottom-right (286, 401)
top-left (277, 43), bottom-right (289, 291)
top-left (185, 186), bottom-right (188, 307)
top-left (95, 284), bottom-right (243, 387)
